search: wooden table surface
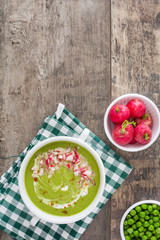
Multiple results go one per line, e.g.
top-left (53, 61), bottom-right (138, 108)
top-left (0, 0), bottom-right (160, 239)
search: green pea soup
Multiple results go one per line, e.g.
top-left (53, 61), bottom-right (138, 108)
top-left (25, 141), bottom-right (100, 216)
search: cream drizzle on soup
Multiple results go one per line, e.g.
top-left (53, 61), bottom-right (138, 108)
top-left (31, 147), bottom-right (96, 209)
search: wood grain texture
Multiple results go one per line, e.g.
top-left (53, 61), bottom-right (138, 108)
top-left (0, 0), bottom-right (110, 239)
top-left (111, 0), bottom-right (160, 239)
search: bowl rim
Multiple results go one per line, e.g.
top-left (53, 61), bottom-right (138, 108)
top-left (18, 136), bottom-right (105, 224)
top-left (120, 200), bottom-right (160, 239)
top-left (104, 93), bottom-right (160, 152)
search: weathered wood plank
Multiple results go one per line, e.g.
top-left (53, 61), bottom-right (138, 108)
top-left (111, 0), bottom-right (160, 239)
top-left (0, 0), bottom-right (111, 239)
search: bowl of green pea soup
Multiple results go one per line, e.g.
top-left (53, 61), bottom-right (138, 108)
top-left (120, 200), bottom-right (160, 240)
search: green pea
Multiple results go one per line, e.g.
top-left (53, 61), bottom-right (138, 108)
top-left (156, 233), bottom-right (160, 238)
top-left (151, 236), bottom-right (157, 240)
top-left (124, 220), bottom-right (128, 226)
top-left (154, 223), bottom-right (160, 228)
top-left (153, 204), bottom-right (158, 209)
top-left (132, 224), bottom-right (137, 230)
top-left (142, 235), bottom-right (148, 240)
top-left (125, 236), bottom-right (130, 240)
top-left (148, 225), bottom-right (155, 231)
top-left (134, 215), bottom-right (139, 221)
top-left (130, 209), bottom-right (136, 216)
top-left (139, 226), bottom-right (144, 232)
top-left (145, 210), bottom-right (149, 215)
top-left (127, 228), bottom-right (133, 234)
top-left (143, 221), bottom-right (149, 227)
top-left (142, 204), bottom-right (148, 210)
top-left (124, 230), bottom-right (128, 235)
top-left (135, 206), bottom-right (142, 212)
top-left (156, 228), bottom-right (160, 234)
top-left (146, 231), bottom-right (152, 238)
top-left (149, 220), bottom-right (154, 224)
top-left (136, 221), bottom-right (142, 227)
top-left (133, 230), bottom-right (139, 237)
top-left (153, 217), bottom-right (159, 222)
top-left (140, 217), bottom-right (145, 222)
top-left (126, 214), bottom-right (131, 220)
top-left (130, 233), bottom-right (134, 237)
top-left (148, 205), bottom-right (153, 212)
top-left (128, 219), bottom-right (134, 225)
top-left (153, 210), bottom-right (159, 216)
top-left (139, 212), bottom-right (146, 218)
top-left (139, 232), bottom-right (145, 237)
top-left (145, 216), bottom-right (150, 220)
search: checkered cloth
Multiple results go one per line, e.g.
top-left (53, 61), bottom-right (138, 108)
top-left (0, 104), bottom-right (132, 240)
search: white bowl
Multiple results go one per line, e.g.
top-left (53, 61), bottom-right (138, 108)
top-left (120, 200), bottom-right (160, 240)
top-left (104, 93), bottom-right (160, 152)
top-left (18, 136), bottom-right (105, 224)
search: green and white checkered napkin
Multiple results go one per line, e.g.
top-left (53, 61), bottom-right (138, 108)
top-left (0, 103), bottom-right (132, 240)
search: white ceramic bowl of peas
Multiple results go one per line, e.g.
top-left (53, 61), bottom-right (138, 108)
top-left (120, 200), bottom-right (160, 240)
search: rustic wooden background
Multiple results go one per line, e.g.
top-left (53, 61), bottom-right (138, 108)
top-left (0, 0), bottom-right (160, 239)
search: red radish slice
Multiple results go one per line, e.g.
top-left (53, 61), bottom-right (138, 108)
top-left (66, 164), bottom-right (71, 169)
top-left (52, 156), bottom-right (58, 164)
top-left (74, 171), bottom-right (79, 176)
top-left (45, 159), bottom-right (50, 168)
top-left (66, 154), bottom-right (73, 161)
top-left (66, 153), bottom-right (72, 158)
top-left (53, 151), bottom-right (59, 155)
top-left (83, 170), bottom-right (92, 177)
top-left (81, 175), bottom-right (87, 180)
top-left (74, 148), bottom-right (79, 162)
top-left (79, 167), bottom-right (86, 171)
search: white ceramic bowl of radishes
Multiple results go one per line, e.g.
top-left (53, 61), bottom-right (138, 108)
top-left (104, 94), bottom-right (160, 152)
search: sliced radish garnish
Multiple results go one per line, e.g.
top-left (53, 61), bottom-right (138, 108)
top-left (74, 148), bottom-right (79, 162)
top-left (66, 154), bottom-right (73, 161)
top-left (45, 159), bottom-right (50, 168)
top-left (52, 156), bottom-right (58, 164)
top-left (66, 153), bottom-right (72, 157)
top-left (74, 171), bottom-right (79, 176)
top-left (66, 164), bottom-right (71, 169)
top-left (82, 175), bottom-right (87, 180)
top-left (83, 170), bottom-right (92, 177)
top-left (79, 167), bottom-right (86, 172)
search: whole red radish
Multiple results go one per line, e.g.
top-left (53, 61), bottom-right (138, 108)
top-left (112, 120), bottom-right (135, 145)
top-left (127, 99), bottom-right (146, 118)
top-left (135, 113), bottom-right (152, 127)
top-left (129, 138), bottom-right (137, 144)
top-left (134, 123), bottom-right (152, 144)
top-left (109, 104), bottom-right (130, 123)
